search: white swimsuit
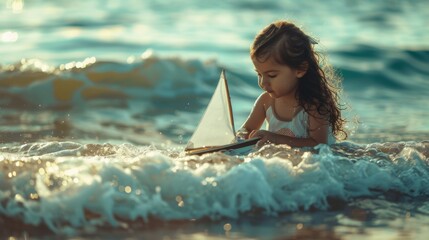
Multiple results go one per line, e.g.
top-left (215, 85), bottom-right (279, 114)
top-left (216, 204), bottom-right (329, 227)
top-left (265, 106), bottom-right (335, 145)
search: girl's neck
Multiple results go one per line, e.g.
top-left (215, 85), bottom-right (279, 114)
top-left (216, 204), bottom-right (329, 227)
top-left (272, 95), bottom-right (301, 121)
top-left (276, 93), bottom-right (299, 107)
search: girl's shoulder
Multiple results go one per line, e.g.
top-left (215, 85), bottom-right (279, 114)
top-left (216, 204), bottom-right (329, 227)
top-left (255, 92), bottom-right (274, 111)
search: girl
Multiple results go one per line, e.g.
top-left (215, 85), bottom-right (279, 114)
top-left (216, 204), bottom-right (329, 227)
top-left (238, 20), bottom-right (347, 147)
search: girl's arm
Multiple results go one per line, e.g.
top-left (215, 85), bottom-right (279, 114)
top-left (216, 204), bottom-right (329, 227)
top-left (237, 92), bottom-right (270, 139)
top-left (249, 109), bottom-right (330, 147)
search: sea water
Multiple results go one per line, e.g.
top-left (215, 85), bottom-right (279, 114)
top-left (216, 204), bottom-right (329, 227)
top-left (0, 0), bottom-right (428, 239)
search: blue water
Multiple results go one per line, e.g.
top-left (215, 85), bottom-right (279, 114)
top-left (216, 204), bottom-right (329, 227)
top-left (1, 0), bottom-right (428, 239)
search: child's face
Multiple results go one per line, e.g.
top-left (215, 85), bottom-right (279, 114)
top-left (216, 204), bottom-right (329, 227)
top-left (252, 56), bottom-right (303, 99)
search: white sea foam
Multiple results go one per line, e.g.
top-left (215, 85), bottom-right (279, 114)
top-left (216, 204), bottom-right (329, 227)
top-left (0, 141), bottom-right (428, 234)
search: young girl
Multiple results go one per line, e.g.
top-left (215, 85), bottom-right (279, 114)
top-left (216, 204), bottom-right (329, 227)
top-left (237, 20), bottom-right (347, 147)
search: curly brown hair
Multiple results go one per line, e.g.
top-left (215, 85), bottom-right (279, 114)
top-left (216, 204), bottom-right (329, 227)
top-left (250, 20), bottom-right (347, 139)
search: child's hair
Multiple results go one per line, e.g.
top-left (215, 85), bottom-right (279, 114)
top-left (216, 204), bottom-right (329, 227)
top-left (250, 20), bottom-right (347, 139)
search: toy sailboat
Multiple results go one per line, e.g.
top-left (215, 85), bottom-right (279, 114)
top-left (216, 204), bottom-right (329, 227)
top-left (185, 70), bottom-right (260, 155)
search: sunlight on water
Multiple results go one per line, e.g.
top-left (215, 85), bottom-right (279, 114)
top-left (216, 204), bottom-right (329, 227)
top-left (6, 0), bottom-right (24, 13)
top-left (59, 57), bottom-right (97, 71)
top-left (1, 31), bottom-right (18, 43)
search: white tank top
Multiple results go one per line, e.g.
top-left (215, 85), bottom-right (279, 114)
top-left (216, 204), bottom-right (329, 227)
top-left (265, 106), bottom-right (335, 145)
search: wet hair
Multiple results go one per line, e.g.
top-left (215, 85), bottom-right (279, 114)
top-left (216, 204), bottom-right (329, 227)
top-left (251, 20), bottom-right (347, 139)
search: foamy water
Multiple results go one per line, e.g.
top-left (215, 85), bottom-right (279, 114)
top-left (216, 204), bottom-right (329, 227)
top-left (1, 141), bottom-right (428, 236)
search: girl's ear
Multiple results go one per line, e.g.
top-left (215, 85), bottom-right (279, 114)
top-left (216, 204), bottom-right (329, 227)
top-left (296, 61), bottom-right (308, 78)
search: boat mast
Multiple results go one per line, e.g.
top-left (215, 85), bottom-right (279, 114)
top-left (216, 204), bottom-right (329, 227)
top-left (222, 69), bottom-right (236, 135)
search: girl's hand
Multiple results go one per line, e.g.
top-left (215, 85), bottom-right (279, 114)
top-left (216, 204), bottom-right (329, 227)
top-left (236, 128), bottom-right (249, 141)
top-left (249, 130), bottom-right (277, 147)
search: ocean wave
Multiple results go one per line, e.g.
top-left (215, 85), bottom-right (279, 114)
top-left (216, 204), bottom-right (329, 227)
top-left (334, 45), bottom-right (429, 94)
top-left (2, 46), bottom-right (427, 111)
top-left (0, 52), bottom-right (221, 109)
top-left (0, 141), bottom-right (427, 234)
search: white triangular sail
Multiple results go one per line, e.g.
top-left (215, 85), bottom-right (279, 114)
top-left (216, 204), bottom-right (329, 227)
top-left (186, 70), bottom-right (236, 150)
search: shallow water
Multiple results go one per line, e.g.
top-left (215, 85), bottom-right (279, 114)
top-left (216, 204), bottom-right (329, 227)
top-left (1, 0), bottom-right (429, 239)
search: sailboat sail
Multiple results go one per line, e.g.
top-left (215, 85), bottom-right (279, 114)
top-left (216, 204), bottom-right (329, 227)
top-left (186, 70), bottom-right (236, 150)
